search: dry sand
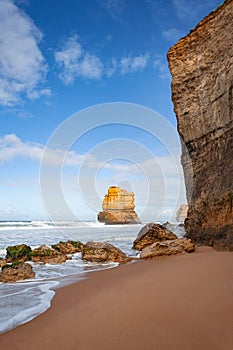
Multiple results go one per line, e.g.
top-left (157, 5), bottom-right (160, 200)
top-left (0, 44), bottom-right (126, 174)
top-left (0, 247), bottom-right (233, 350)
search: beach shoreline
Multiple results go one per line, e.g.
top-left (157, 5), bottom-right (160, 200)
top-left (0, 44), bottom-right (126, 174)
top-left (0, 246), bottom-right (233, 350)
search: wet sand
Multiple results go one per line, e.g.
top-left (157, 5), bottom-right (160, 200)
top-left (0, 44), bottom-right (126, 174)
top-left (0, 247), bottom-right (233, 350)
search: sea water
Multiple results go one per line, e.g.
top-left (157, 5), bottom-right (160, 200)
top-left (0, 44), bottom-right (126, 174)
top-left (0, 221), bottom-right (184, 333)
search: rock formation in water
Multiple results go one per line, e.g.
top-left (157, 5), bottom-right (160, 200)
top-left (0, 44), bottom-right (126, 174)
top-left (98, 186), bottom-right (141, 224)
top-left (176, 205), bottom-right (188, 223)
top-left (0, 262), bottom-right (35, 283)
top-left (30, 245), bottom-right (67, 264)
top-left (52, 240), bottom-right (84, 254)
top-left (168, 0), bottom-right (233, 250)
top-left (6, 244), bottom-right (32, 263)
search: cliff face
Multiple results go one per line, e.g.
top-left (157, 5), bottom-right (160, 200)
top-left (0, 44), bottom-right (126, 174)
top-left (98, 186), bottom-right (141, 225)
top-left (168, 0), bottom-right (233, 250)
top-left (176, 204), bottom-right (188, 223)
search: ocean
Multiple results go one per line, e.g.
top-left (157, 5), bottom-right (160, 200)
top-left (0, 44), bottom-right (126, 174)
top-left (0, 221), bottom-right (184, 334)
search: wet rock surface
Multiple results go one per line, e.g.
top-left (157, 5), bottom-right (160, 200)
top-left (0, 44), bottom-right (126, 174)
top-left (0, 262), bottom-right (35, 283)
top-left (30, 245), bottom-right (67, 264)
top-left (6, 244), bottom-right (32, 263)
top-left (52, 240), bottom-right (84, 254)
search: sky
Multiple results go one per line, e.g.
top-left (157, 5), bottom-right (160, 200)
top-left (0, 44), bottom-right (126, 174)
top-left (0, 0), bottom-right (223, 222)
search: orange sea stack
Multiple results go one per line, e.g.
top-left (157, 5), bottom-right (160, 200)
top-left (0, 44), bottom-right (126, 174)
top-left (98, 186), bottom-right (141, 225)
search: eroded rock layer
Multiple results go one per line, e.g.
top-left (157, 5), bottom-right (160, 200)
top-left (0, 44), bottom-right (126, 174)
top-left (176, 204), bottom-right (188, 223)
top-left (98, 186), bottom-right (141, 224)
top-left (168, 0), bottom-right (233, 249)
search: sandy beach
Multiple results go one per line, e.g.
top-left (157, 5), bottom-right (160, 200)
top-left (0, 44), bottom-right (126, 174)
top-left (0, 246), bottom-right (233, 350)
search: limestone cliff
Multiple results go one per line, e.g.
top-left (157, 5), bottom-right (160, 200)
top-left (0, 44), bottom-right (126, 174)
top-left (176, 204), bottom-right (188, 223)
top-left (168, 0), bottom-right (233, 250)
top-left (98, 186), bottom-right (141, 224)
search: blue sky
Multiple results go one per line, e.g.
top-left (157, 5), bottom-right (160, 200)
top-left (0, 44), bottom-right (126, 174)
top-left (0, 0), bottom-right (223, 221)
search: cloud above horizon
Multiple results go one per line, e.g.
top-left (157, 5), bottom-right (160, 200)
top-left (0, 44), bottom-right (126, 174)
top-left (54, 35), bottom-right (150, 85)
top-left (54, 35), bottom-right (104, 85)
top-left (0, 0), bottom-right (50, 106)
top-left (0, 133), bottom-right (86, 166)
top-left (0, 1), bottom-right (169, 107)
top-left (0, 133), bottom-right (183, 177)
top-left (0, 133), bottom-right (186, 221)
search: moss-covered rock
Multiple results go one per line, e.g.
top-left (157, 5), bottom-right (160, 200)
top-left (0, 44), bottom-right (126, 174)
top-left (30, 245), bottom-right (67, 264)
top-left (6, 244), bottom-right (32, 262)
top-left (2, 261), bottom-right (21, 269)
top-left (52, 240), bottom-right (84, 254)
top-left (0, 262), bottom-right (35, 283)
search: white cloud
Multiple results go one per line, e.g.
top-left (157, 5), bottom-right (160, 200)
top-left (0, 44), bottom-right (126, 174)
top-left (105, 54), bottom-right (149, 77)
top-left (0, 0), bottom-right (49, 106)
top-left (55, 35), bottom-right (103, 85)
top-left (172, 0), bottom-right (199, 19)
top-left (0, 134), bottom-right (43, 162)
top-left (153, 56), bottom-right (170, 79)
top-left (79, 54), bottom-right (104, 80)
top-left (55, 35), bottom-right (150, 84)
top-left (120, 54), bottom-right (148, 74)
top-left (106, 58), bottom-right (118, 77)
top-left (0, 133), bottom-right (186, 221)
top-left (0, 134), bottom-right (86, 166)
top-left (162, 28), bottom-right (183, 43)
top-left (172, 0), bottom-right (220, 21)
top-left (99, 0), bottom-right (124, 20)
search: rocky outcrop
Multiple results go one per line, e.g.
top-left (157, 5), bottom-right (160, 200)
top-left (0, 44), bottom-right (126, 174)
top-left (6, 244), bottom-right (32, 262)
top-left (140, 238), bottom-right (195, 259)
top-left (176, 205), bottom-right (188, 223)
top-left (52, 240), bottom-right (84, 254)
top-left (30, 245), bottom-right (67, 264)
top-left (133, 222), bottom-right (177, 251)
top-left (98, 186), bottom-right (141, 224)
top-left (168, 0), bottom-right (233, 250)
top-left (0, 258), bottom-right (7, 268)
top-left (82, 241), bottom-right (130, 263)
top-left (0, 262), bottom-right (35, 283)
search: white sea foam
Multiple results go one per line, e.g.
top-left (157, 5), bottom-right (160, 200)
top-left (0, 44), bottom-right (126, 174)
top-left (0, 280), bottom-right (58, 334)
top-left (0, 221), bottom-right (185, 333)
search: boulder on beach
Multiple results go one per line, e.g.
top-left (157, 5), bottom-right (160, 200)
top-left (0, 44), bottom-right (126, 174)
top-left (52, 240), bottom-right (84, 254)
top-left (98, 186), bottom-right (141, 224)
top-left (0, 262), bottom-right (35, 283)
top-left (82, 241), bottom-right (130, 263)
top-left (140, 238), bottom-right (195, 259)
top-left (6, 244), bottom-right (32, 263)
top-left (30, 245), bottom-right (67, 264)
top-left (0, 258), bottom-right (7, 268)
top-left (133, 222), bottom-right (178, 251)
